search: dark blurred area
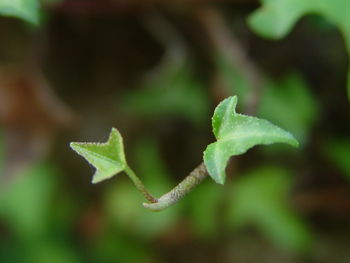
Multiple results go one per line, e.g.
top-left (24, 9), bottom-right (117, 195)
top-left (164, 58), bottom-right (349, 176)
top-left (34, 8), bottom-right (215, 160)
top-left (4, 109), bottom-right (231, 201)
top-left (0, 1), bottom-right (350, 263)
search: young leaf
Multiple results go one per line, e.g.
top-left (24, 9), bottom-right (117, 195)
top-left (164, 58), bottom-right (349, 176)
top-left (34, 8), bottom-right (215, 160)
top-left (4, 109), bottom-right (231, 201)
top-left (0, 0), bottom-right (40, 24)
top-left (203, 96), bottom-right (298, 184)
top-left (70, 128), bottom-right (127, 184)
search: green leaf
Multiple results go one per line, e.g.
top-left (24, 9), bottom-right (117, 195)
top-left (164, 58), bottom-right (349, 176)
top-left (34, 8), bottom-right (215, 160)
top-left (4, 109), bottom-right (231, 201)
top-left (0, 0), bottom-right (40, 24)
top-left (70, 128), bottom-right (127, 184)
top-left (248, 0), bottom-right (350, 100)
top-left (203, 96), bottom-right (298, 184)
top-left (226, 166), bottom-right (312, 252)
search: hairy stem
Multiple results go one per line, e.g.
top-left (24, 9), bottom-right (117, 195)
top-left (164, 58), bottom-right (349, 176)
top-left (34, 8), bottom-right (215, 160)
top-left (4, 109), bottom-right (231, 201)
top-left (143, 163), bottom-right (209, 211)
top-left (124, 166), bottom-right (158, 203)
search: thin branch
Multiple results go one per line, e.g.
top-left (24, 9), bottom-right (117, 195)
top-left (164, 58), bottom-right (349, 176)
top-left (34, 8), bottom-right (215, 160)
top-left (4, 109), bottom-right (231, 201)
top-left (124, 166), bottom-right (158, 203)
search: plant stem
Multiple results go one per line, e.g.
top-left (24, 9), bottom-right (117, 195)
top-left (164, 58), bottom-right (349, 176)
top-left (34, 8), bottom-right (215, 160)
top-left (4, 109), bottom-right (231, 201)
top-left (143, 163), bottom-right (209, 211)
top-left (124, 166), bottom-right (158, 203)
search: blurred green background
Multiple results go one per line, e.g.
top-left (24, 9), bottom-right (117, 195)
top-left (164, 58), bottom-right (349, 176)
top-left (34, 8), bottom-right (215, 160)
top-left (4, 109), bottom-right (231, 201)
top-left (0, 1), bottom-right (350, 263)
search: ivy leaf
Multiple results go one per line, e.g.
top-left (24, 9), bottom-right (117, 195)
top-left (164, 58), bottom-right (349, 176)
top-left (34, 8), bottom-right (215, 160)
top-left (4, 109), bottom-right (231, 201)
top-left (0, 0), bottom-right (40, 24)
top-left (203, 96), bottom-right (298, 184)
top-left (70, 128), bottom-right (127, 184)
top-left (248, 0), bottom-right (350, 100)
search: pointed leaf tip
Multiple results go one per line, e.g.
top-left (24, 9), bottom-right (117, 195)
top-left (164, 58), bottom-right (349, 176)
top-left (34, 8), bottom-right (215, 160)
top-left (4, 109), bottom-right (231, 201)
top-left (212, 96), bottom-right (238, 138)
top-left (204, 96), bottom-right (299, 184)
top-left (69, 128), bottom-right (128, 183)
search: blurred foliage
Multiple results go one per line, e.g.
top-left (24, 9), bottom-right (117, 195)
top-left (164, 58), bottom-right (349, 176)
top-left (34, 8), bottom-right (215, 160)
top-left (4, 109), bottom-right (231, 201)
top-left (0, 163), bottom-right (56, 237)
top-left (227, 166), bottom-right (312, 253)
top-left (0, 131), bottom-right (4, 173)
top-left (0, 161), bottom-right (79, 263)
top-left (248, 0), bottom-right (350, 40)
top-left (216, 55), bottom-right (250, 110)
top-left (186, 179), bottom-right (222, 239)
top-left (249, 0), bottom-right (350, 100)
top-left (104, 137), bottom-right (181, 239)
top-left (326, 138), bottom-right (350, 179)
top-left (123, 63), bottom-right (209, 126)
top-left (0, 0), bottom-right (40, 24)
top-left (258, 73), bottom-right (318, 144)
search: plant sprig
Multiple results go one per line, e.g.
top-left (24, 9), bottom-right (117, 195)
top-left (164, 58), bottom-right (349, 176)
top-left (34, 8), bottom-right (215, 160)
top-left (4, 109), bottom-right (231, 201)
top-left (70, 96), bottom-right (298, 211)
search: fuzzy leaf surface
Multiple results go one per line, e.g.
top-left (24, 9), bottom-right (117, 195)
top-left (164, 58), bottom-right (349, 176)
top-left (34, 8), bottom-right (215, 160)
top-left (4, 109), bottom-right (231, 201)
top-left (70, 128), bottom-right (127, 183)
top-left (203, 96), bottom-right (298, 184)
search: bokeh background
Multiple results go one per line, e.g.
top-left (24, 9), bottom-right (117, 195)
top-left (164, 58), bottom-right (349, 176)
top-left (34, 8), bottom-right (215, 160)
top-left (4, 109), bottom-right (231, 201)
top-left (0, 1), bottom-right (350, 263)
